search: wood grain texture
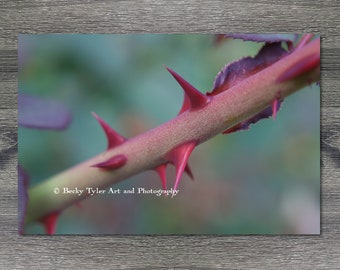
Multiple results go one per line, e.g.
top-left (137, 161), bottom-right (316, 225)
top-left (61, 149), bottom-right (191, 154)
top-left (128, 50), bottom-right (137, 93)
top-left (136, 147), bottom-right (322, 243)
top-left (1, 0), bottom-right (339, 269)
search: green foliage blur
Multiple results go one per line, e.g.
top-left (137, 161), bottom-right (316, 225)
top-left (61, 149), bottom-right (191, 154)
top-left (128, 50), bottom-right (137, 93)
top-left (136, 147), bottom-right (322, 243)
top-left (19, 34), bottom-right (320, 234)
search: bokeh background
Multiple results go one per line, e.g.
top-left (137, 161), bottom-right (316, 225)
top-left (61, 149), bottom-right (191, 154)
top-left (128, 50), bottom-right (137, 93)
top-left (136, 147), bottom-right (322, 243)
top-left (19, 34), bottom-right (320, 234)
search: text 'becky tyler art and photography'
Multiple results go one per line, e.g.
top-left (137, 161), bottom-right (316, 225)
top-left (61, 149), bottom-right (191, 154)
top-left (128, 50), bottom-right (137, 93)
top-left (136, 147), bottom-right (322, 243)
top-left (53, 187), bottom-right (179, 197)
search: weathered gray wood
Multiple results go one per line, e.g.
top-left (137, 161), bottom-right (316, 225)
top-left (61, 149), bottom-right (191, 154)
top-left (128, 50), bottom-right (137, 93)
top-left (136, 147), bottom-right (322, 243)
top-left (1, 0), bottom-right (339, 269)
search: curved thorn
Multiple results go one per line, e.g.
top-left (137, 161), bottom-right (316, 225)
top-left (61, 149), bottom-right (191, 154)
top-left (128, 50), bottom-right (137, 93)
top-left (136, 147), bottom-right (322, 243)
top-left (276, 52), bottom-right (320, 83)
top-left (165, 66), bottom-right (210, 110)
top-left (272, 90), bottom-right (282, 120)
top-left (155, 164), bottom-right (167, 190)
top-left (167, 141), bottom-right (197, 196)
top-left (40, 211), bottom-right (59, 235)
top-left (272, 98), bottom-right (279, 120)
top-left (91, 154), bottom-right (127, 170)
top-left (92, 112), bottom-right (126, 149)
top-left (178, 93), bottom-right (191, 115)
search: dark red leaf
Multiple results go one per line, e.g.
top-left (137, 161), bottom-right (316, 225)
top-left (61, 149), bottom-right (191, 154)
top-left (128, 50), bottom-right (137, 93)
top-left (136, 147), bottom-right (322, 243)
top-left (225, 34), bottom-right (297, 44)
top-left (207, 43), bottom-right (288, 96)
top-left (223, 100), bottom-right (283, 134)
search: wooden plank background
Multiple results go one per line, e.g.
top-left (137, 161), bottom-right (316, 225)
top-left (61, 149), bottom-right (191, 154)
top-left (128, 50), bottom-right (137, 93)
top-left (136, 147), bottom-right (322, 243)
top-left (1, 0), bottom-right (339, 269)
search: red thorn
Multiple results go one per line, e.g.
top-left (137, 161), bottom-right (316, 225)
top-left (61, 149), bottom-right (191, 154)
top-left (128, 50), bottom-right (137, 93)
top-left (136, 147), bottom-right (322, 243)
top-left (91, 154), bottom-right (127, 170)
top-left (167, 141), bottom-right (197, 195)
top-left (295, 34), bottom-right (314, 49)
top-left (155, 164), bottom-right (167, 190)
top-left (276, 53), bottom-right (320, 83)
top-left (92, 112), bottom-right (126, 149)
top-left (178, 93), bottom-right (191, 115)
top-left (165, 66), bottom-right (210, 110)
top-left (40, 211), bottom-right (59, 235)
top-left (272, 90), bottom-right (282, 120)
top-left (153, 163), bottom-right (193, 193)
top-left (272, 99), bottom-right (279, 120)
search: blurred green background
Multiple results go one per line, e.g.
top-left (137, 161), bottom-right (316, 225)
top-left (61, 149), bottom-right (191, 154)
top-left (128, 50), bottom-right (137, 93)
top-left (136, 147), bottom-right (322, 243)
top-left (19, 34), bottom-right (320, 234)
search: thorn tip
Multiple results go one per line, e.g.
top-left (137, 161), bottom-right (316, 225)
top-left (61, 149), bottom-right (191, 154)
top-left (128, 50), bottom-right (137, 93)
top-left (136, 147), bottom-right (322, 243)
top-left (272, 99), bottom-right (278, 120)
top-left (92, 112), bottom-right (126, 149)
top-left (155, 164), bottom-right (167, 190)
top-left (167, 141), bottom-right (197, 192)
top-left (40, 211), bottom-right (59, 235)
top-left (165, 66), bottom-right (210, 111)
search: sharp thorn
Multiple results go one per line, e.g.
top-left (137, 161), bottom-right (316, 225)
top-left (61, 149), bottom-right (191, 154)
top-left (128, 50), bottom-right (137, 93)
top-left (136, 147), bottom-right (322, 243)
top-left (272, 98), bottom-right (279, 120)
top-left (91, 154), bottom-right (127, 170)
top-left (178, 93), bottom-right (191, 115)
top-left (155, 164), bottom-right (167, 190)
top-left (165, 66), bottom-right (210, 110)
top-left (92, 112), bottom-right (126, 149)
top-left (167, 141), bottom-right (197, 195)
top-left (40, 211), bottom-right (59, 235)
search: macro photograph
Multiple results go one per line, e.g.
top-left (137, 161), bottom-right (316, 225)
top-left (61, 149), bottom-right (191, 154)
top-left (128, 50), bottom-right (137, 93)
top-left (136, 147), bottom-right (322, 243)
top-left (18, 34), bottom-right (320, 235)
